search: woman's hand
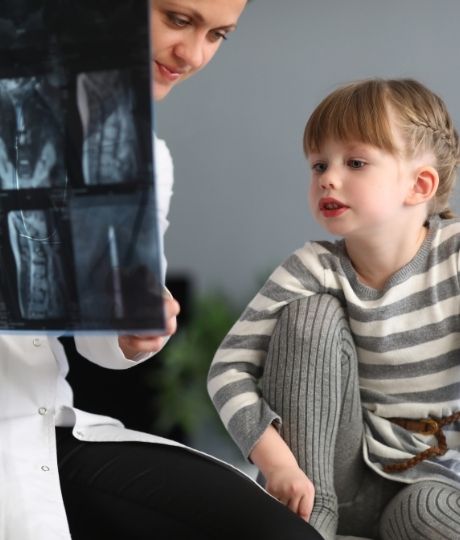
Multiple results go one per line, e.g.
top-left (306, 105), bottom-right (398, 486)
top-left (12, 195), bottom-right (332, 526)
top-left (265, 464), bottom-right (315, 522)
top-left (118, 295), bottom-right (180, 359)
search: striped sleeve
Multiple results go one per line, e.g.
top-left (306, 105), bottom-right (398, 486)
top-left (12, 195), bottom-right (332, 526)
top-left (207, 245), bottom-right (327, 458)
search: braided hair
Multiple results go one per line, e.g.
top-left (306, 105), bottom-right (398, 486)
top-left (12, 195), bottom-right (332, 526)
top-left (385, 79), bottom-right (459, 219)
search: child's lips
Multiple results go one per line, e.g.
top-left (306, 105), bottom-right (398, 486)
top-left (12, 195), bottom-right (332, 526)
top-left (319, 198), bottom-right (349, 217)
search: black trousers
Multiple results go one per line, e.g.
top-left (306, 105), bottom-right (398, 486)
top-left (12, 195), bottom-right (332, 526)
top-left (56, 428), bottom-right (323, 540)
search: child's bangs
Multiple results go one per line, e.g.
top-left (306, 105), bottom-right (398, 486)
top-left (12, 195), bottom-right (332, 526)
top-left (303, 81), bottom-right (397, 155)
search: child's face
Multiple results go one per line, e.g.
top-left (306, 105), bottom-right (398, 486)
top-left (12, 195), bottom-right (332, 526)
top-left (151, 0), bottom-right (247, 101)
top-left (307, 137), bottom-right (418, 240)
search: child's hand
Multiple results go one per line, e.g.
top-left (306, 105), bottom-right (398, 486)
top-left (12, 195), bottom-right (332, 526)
top-left (250, 424), bottom-right (316, 522)
top-left (118, 295), bottom-right (180, 359)
top-left (265, 465), bottom-right (315, 522)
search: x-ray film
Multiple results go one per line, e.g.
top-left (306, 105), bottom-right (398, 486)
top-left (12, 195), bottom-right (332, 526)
top-left (0, 0), bottom-right (165, 332)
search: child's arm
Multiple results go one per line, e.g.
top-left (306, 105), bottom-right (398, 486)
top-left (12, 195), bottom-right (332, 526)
top-left (208, 247), bottom-right (323, 457)
top-left (208, 245), bottom-right (331, 520)
top-left (250, 424), bottom-right (315, 522)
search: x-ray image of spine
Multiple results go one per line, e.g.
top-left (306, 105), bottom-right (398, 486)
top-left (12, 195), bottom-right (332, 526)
top-left (0, 76), bottom-right (68, 320)
top-left (0, 76), bottom-right (66, 189)
top-left (77, 70), bottom-right (140, 184)
top-left (8, 210), bottom-right (68, 319)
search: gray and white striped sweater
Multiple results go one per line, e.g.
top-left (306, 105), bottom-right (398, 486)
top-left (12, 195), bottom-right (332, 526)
top-left (208, 216), bottom-right (460, 485)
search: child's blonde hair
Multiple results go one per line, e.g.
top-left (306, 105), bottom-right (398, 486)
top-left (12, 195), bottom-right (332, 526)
top-left (304, 78), bottom-right (460, 219)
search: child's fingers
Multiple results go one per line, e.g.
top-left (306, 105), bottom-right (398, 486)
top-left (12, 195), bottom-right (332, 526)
top-left (287, 495), bottom-right (301, 516)
top-left (297, 493), bottom-right (313, 521)
top-left (286, 494), bottom-right (310, 522)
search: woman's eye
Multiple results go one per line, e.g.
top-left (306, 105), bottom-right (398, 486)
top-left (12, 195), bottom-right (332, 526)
top-left (348, 159), bottom-right (366, 169)
top-left (167, 13), bottom-right (190, 28)
top-left (212, 30), bottom-right (228, 41)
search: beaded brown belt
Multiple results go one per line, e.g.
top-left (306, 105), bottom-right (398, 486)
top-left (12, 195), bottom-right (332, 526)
top-left (383, 411), bottom-right (460, 473)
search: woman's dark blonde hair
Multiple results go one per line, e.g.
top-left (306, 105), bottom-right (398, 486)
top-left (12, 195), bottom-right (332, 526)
top-left (304, 78), bottom-right (460, 219)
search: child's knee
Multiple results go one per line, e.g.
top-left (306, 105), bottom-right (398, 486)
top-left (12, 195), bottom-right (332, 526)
top-left (282, 294), bottom-right (347, 335)
top-left (379, 480), bottom-right (460, 540)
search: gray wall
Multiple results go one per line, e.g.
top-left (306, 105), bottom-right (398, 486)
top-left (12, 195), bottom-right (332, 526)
top-left (156, 0), bottom-right (460, 307)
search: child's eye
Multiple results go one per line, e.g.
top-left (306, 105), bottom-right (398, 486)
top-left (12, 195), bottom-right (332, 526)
top-left (312, 162), bottom-right (327, 173)
top-left (348, 159), bottom-right (366, 169)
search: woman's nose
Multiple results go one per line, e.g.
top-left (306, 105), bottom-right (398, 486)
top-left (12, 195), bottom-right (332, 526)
top-left (174, 36), bottom-right (206, 70)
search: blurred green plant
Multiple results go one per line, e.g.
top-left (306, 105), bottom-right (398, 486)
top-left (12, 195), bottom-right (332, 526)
top-left (149, 292), bottom-right (239, 438)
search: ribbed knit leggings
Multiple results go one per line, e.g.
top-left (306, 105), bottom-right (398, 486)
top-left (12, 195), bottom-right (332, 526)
top-left (262, 295), bottom-right (460, 540)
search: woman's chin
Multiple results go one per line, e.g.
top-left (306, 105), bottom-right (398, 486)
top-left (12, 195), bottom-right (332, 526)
top-left (153, 81), bottom-right (174, 102)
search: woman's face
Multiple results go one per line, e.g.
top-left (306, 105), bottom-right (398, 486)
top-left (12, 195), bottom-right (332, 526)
top-left (151, 0), bottom-right (247, 101)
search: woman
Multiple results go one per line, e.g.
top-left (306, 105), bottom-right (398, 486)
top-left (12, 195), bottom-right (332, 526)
top-left (0, 1), bottom-right (324, 539)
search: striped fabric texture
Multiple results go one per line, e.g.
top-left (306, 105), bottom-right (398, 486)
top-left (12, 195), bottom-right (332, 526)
top-left (208, 216), bottom-right (460, 486)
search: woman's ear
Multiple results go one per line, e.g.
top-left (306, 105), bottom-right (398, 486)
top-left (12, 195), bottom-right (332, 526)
top-left (405, 165), bottom-right (439, 206)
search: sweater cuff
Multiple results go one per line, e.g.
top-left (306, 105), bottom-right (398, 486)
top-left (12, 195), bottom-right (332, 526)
top-left (226, 399), bottom-right (281, 460)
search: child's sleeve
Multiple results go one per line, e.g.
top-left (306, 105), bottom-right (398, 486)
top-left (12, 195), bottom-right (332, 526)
top-left (207, 246), bottom-right (324, 459)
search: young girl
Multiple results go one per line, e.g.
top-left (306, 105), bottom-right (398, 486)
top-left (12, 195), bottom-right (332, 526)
top-left (208, 78), bottom-right (460, 539)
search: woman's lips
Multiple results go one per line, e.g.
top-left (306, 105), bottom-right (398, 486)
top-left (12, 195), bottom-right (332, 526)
top-left (319, 198), bottom-right (349, 218)
top-left (155, 61), bottom-right (183, 82)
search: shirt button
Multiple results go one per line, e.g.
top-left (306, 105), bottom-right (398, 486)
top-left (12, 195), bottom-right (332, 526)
top-left (33, 338), bottom-right (41, 347)
top-left (41, 465), bottom-right (50, 472)
top-left (38, 407), bottom-right (47, 415)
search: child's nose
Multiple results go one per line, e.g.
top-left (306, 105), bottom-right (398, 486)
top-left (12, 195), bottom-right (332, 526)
top-left (320, 168), bottom-right (339, 190)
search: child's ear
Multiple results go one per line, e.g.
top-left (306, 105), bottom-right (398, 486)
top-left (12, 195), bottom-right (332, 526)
top-left (405, 165), bottom-right (439, 206)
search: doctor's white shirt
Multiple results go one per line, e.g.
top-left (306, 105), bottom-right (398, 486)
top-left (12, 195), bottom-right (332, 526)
top-left (0, 135), bottom-right (178, 539)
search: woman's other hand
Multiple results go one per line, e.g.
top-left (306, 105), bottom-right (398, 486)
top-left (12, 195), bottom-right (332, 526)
top-left (118, 295), bottom-right (180, 359)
